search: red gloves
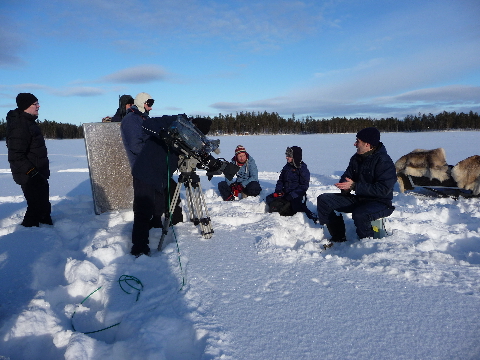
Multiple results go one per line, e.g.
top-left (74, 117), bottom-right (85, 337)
top-left (273, 192), bottom-right (284, 198)
top-left (230, 183), bottom-right (244, 197)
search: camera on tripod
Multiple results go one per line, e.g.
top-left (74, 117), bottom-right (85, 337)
top-left (162, 114), bottom-right (239, 181)
top-left (153, 114), bottom-right (240, 247)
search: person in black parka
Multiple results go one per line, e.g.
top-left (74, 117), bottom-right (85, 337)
top-left (316, 127), bottom-right (396, 241)
top-left (111, 94), bottom-right (134, 123)
top-left (120, 93), bottom-right (183, 231)
top-left (266, 146), bottom-right (317, 222)
top-left (6, 93), bottom-right (52, 227)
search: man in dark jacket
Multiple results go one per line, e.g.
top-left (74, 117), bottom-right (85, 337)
top-left (6, 93), bottom-right (52, 227)
top-left (111, 94), bottom-right (134, 122)
top-left (120, 92), bottom-right (154, 168)
top-left (317, 127), bottom-right (396, 241)
top-left (266, 146), bottom-right (317, 221)
top-left (128, 115), bottom-right (184, 256)
top-left (121, 93), bottom-right (183, 233)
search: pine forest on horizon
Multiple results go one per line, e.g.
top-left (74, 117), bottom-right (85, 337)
top-left (0, 110), bottom-right (479, 140)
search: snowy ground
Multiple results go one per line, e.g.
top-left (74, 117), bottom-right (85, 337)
top-left (0, 131), bottom-right (479, 360)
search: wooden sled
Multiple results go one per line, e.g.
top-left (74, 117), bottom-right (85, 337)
top-left (401, 171), bottom-right (478, 200)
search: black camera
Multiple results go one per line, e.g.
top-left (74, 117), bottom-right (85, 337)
top-left (162, 115), bottom-right (239, 181)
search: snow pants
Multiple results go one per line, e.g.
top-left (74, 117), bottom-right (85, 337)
top-left (131, 177), bottom-right (166, 255)
top-left (20, 175), bottom-right (51, 227)
top-left (218, 180), bottom-right (262, 200)
top-left (316, 193), bottom-right (394, 239)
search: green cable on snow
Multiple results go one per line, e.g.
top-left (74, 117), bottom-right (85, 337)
top-left (71, 275), bottom-right (143, 334)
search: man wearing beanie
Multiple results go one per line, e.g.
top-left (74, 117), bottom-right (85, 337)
top-left (266, 146), bottom-right (318, 222)
top-left (111, 94), bottom-right (134, 122)
top-left (218, 145), bottom-right (261, 201)
top-left (317, 127), bottom-right (396, 242)
top-left (6, 93), bottom-right (52, 227)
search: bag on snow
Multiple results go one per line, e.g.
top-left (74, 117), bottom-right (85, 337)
top-left (268, 197), bottom-right (294, 216)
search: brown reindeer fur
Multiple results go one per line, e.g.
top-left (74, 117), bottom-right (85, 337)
top-left (451, 155), bottom-right (480, 195)
top-left (395, 148), bottom-right (449, 193)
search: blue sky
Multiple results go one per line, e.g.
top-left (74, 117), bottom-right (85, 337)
top-left (1, 0), bottom-right (479, 126)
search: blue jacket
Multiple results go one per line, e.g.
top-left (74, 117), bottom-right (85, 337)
top-left (131, 116), bottom-right (180, 191)
top-left (275, 162), bottom-right (310, 200)
top-left (341, 142), bottom-right (396, 205)
top-left (226, 154), bottom-right (259, 187)
top-left (120, 106), bottom-right (150, 168)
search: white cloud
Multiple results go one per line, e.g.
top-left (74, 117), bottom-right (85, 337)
top-left (99, 65), bottom-right (168, 84)
top-left (52, 87), bottom-right (105, 97)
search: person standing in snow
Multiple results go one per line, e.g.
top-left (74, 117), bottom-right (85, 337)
top-left (111, 94), bottom-right (134, 122)
top-left (120, 92), bottom-right (155, 168)
top-left (6, 93), bottom-right (52, 227)
top-left (316, 127), bottom-right (396, 242)
top-left (128, 115), bottom-right (212, 256)
top-left (217, 145), bottom-right (262, 201)
top-left (120, 93), bottom-right (183, 234)
top-left (266, 146), bottom-right (317, 222)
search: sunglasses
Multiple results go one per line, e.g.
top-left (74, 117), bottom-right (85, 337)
top-left (145, 99), bottom-right (154, 107)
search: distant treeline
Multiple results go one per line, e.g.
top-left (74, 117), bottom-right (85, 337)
top-left (205, 110), bottom-right (480, 135)
top-left (0, 111), bottom-right (478, 140)
top-left (0, 119), bottom-right (83, 140)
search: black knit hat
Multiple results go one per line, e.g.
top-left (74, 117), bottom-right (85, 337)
top-left (16, 93), bottom-right (38, 111)
top-left (356, 127), bottom-right (380, 147)
top-left (119, 94), bottom-right (134, 107)
top-left (286, 146), bottom-right (302, 168)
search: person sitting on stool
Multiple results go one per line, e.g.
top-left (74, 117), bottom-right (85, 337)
top-left (316, 127), bottom-right (396, 242)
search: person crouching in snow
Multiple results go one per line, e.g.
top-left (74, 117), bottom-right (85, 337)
top-left (266, 146), bottom-right (318, 222)
top-left (218, 145), bottom-right (261, 201)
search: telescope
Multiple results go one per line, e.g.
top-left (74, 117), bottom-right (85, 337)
top-left (160, 114), bottom-right (239, 181)
top-left (147, 114), bottom-right (239, 249)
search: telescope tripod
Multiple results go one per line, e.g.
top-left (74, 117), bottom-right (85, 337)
top-left (158, 157), bottom-right (214, 251)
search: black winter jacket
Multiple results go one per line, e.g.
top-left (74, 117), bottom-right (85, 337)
top-left (340, 142), bottom-right (396, 205)
top-left (6, 109), bottom-right (50, 185)
top-left (121, 105), bottom-right (150, 168)
top-left (275, 162), bottom-right (310, 200)
top-left (131, 116), bottom-right (180, 191)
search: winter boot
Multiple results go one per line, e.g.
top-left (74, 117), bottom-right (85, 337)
top-left (131, 243), bottom-right (150, 257)
top-left (21, 216), bottom-right (39, 227)
top-left (326, 214), bottom-right (346, 242)
top-left (39, 215), bottom-right (53, 225)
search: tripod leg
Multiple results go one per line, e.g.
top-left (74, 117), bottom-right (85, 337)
top-left (158, 181), bottom-right (183, 251)
top-left (187, 182), bottom-right (214, 239)
top-left (184, 182), bottom-right (198, 225)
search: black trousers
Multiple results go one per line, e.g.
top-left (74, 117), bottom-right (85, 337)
top-left (132, 177), bottom-right (165, 252)
top-left (317, 193), bottom-right (394, 238)
top-left (218, 180), bottom-right (262, 200)
top-left (20, 176), bottom-right (51, 225)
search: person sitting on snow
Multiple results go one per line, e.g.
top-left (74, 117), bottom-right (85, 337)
top-left (218, 145), bottom-right (262, 201)
top-left (316, 127), bottom-right (396, 242)
top-left (266, 146), bottom-right (317, 222)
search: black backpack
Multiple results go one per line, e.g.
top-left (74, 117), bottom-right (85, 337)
top-left (268, 197), bottom-right (295, 216)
